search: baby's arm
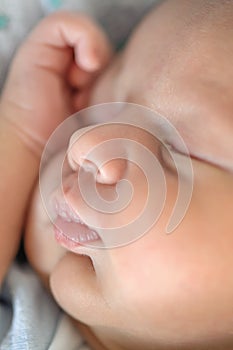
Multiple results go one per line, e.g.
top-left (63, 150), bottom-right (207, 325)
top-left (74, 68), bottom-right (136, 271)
top-left (0, 12), bottom-right (112, 285)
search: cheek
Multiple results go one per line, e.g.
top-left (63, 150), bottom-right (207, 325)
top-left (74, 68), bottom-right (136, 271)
top-left (90, 74), bottom-right (114, 105)
top-left (106, 168), bottom-right (233, 342)
top-left (90, 55), bottom-right (126, 105)
top-left (108, 226), bottom-right (233, 343)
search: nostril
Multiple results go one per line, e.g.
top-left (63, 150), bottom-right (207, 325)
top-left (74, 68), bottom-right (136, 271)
top-left (68, 155), bottom-right (101, 179)
top-left (96, 159), bottom-right (127, 185)
top-left (73, 157), bottom-right (127, 185)
top-left (67, 128), bottom-right (128, 185)
top-left (80, 158), bottom-right (99, 175)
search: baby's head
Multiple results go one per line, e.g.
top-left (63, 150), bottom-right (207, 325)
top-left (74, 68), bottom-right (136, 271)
top-left (25, 1), bottom-right (233, 349)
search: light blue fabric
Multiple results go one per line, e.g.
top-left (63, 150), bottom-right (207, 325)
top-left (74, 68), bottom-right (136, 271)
top-left (0, 264), bottom-right (90, 349)
top-left (0, 264), bottom-right (61, 350)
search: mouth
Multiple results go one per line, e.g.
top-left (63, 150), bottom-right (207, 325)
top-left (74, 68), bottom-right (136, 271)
top-left (53, 199), bottom-right (100, 247)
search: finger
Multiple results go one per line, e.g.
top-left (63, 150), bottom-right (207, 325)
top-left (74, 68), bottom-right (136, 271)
top-left (67, 62), bottom-right (94, 89)
top-left (26, 11), bottom-right (113, 74)
top-left (72, 86), bottom-right (92, 112)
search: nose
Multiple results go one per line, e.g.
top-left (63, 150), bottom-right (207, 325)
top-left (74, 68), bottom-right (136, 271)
top-left (67, 125), bottom-right (127, 185)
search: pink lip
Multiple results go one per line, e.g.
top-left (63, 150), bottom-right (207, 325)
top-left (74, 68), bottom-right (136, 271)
top-left (53, 199), bottom-right (100, 247)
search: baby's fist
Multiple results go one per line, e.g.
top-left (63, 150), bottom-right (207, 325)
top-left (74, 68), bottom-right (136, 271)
top-left (0, 12), bottom-right (112, 156)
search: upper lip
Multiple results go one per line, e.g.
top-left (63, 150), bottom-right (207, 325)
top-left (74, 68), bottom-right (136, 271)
top-left (54, 198), bottom-right (86, 224)
top-left (53, 197), bottom-right (101, 244)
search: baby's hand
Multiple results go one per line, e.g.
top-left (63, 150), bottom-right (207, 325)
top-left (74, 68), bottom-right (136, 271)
top-left (0, 11), bottom-right (112, 156)
top-left (0, 12), bottom-right (111, 286)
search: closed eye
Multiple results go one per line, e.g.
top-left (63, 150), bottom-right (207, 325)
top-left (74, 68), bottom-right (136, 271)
top-left (159, 143), bottom-right (191, 176)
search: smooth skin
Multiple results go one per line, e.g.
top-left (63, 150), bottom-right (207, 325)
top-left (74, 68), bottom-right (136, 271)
top-left (1, 1), bottom-right (233, 350)
top-left (0, 11), bottom-right (112, 286)
top-left (26, 1), bottom-right (233, 350)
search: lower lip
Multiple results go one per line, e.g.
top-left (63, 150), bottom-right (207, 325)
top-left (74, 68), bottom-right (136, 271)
top-left (54, 216), bottom-right (100, 248)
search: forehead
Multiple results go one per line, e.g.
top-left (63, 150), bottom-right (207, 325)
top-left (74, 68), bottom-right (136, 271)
top-left (121, 1), bottom-right (233, 171)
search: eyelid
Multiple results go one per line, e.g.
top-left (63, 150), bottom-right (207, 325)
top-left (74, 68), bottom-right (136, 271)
top-left (159, 143), bottom-right (187, 175)
top-left (158, 144), bottom-right (174, 174)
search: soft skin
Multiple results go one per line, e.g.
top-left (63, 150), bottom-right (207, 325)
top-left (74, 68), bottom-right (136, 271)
top-left (0, 11), bottom-right (111, 285)
top-left (25, 1), bottom-right (233, 350)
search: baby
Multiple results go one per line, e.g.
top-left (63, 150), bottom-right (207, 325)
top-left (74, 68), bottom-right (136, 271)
top-left (1, 0), bottom-right (233, 349)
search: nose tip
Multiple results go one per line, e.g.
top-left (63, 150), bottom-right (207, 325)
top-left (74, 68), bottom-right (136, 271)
top-left (81, 158), bottom-right (127, 184)
top-left (67, 127), bottom-right (127, 185)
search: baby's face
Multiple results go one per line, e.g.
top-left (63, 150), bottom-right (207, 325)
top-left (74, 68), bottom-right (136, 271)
top-left (26, 1), bottom-right (233, 349)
